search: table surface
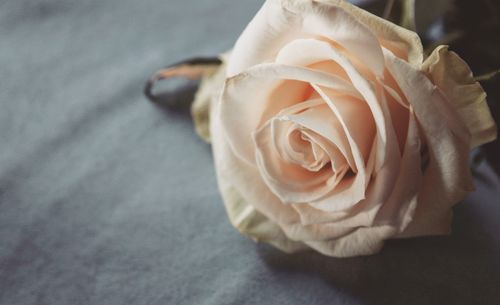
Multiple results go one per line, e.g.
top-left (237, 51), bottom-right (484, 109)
top-left (1, 0), bottom-right (499, 304)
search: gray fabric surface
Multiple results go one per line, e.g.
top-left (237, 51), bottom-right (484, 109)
top-left (1, 0), bottom-right (499, 304)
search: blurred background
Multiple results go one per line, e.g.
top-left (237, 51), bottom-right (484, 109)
top-left (0, 1), bottom-right (499, 305)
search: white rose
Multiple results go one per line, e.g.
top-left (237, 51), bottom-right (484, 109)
top-left (195, 0), bottom-right (497, 257)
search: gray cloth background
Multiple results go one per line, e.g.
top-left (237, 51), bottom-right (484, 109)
top-left (1, 0), bottom-right (499, 304)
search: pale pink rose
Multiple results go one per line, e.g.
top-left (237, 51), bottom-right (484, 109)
top-left (208, 0), bottom-right (497, 257)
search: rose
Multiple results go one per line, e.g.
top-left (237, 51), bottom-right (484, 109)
top-left (205, 0), bottom-right (498, 257)
top-left (201, 0), bottom-right (497, 257)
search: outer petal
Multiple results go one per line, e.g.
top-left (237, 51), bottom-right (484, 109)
top-left (227, 0), bottom-right (385, 76)
top-left (305, 225), bottom-right (397, 257)
top-left (219, 186), bottom-right (307, 253)
top-left (383, 50), bottom-right (474, 238)
top-left (373, 108), bottom-right (421, 231)
top-left (422, 45), bottom-right (497, 148)
top-left (318, 0), bottom-right (424, 66)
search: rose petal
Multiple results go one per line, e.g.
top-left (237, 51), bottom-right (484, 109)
top-left (383, 79), bottom-right (410, 154)
top-left (217, 185), bottom-right (307, 253)
top-left (422, 45), bottom-right (497, 148)
top-left (220, 63), bottom-right (368, 164)
top-left (384, 49), bottom-right (474, 237)
top-left (275, 39), bottom-right (362, 91)
top-left (277, 39), bottom-right (389, 172)
top-left (307, 87), bottom-right (374, 212)
top-left (214, 97), bottom-right (364, 244)
top-left (299, 129), bottom-right (347, 172)
top-left (279, 101), bottom-right (356, 169)
top-left (227, 0), bottom-right (385, 76)
top-left (314, 86), bottom-right (375, 161)
top-left (254, 103), bottom-right (350, 204)
top-left (373, 109), bottom-right (421, 231)
top-left (319, 0), bottom-right (424, 67)
top-left (305, 225), bottom-right (397, 257)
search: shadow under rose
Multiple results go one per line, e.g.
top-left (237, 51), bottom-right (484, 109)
top-left (256, 165), bottom-right (500, 305)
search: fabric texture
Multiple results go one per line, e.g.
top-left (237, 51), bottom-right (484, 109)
top-left (0, 0), bottom-right (499, 304)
